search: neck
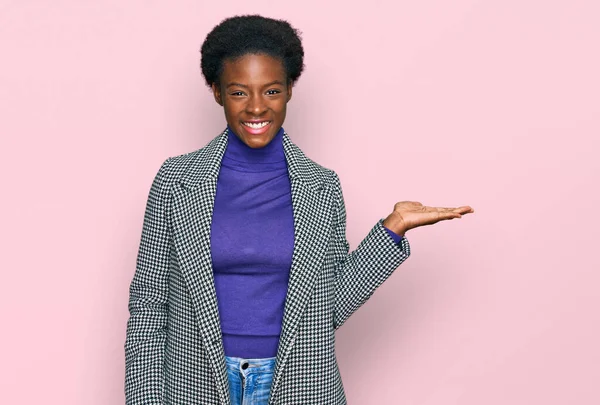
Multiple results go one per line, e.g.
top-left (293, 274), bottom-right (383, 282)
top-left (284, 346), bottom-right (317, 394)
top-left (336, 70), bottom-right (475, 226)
top-left (225, 125), bottom-right (285, 164)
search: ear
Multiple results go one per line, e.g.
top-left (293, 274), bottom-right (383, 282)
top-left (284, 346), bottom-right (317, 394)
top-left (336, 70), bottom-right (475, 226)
top-left (211, 83), bottom-right (223, 106)
top-left (286, 81), bottom-right (293, 102)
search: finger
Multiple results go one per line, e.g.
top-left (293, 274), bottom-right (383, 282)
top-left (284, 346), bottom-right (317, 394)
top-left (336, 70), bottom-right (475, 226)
top-left (429, 206), bottom-right (473, 215)
top-left (423, 206), bottom-right (444, 212)
top-left (417, 207), bottom-right (470, 223)
top-left (453, 206), bottom-right (474, 214)
top-left (410, 211), bottom-right (461, 227)
top-left (429, 210), bottom-right (462, 221)
top-left (441, 211), bottom-right (462, 219)
top-left (425, 206), bottom-right (458, 213)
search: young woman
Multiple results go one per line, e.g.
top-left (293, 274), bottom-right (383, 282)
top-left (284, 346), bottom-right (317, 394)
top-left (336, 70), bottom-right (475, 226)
top-left (124, 15), bottom-right (474, 405)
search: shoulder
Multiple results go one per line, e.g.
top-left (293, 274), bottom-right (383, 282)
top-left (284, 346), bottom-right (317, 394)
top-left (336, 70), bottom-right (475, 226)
top-left (154, 131), bottom-right (227, 187)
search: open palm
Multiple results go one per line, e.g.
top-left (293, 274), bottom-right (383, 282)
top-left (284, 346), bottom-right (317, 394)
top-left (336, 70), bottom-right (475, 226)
top-left (383, 201), bottom-right (474, 235)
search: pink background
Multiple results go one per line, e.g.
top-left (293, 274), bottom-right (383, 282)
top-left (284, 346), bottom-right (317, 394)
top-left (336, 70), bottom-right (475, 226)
top-left (1, 1), bottom-right (599, 403)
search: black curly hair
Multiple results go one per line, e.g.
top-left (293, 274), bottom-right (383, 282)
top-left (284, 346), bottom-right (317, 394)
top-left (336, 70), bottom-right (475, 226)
top-left (200, 15), bottom-right (304, 88)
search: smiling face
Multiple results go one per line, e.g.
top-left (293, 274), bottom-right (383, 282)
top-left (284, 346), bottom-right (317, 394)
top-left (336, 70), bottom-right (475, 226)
top-left (211, 53), bottom-right (292, 148)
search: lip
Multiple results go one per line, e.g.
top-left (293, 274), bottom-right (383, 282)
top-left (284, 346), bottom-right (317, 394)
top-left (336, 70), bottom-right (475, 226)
top-left (241, 120), bottom-right (272, 135)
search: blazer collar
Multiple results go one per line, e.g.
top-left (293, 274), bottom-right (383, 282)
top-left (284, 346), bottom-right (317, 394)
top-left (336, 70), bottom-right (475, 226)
top-left (178, 128), bottom-right (326, 191)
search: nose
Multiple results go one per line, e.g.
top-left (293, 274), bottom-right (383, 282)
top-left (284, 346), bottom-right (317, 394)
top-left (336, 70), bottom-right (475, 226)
top-left (245, 93), bottom-right (267, 115)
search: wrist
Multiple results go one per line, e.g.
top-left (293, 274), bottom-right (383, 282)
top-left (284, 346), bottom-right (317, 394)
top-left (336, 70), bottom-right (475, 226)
top-left (383, 213), bottom-right (407, 236)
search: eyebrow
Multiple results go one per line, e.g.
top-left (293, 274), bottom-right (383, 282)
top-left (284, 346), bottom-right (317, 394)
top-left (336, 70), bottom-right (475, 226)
top-left (226, 80), bottom-right (286, 89)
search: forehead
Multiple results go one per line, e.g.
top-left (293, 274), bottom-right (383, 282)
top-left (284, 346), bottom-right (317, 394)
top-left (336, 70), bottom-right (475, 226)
top-left (221, 53), bottom-right (286, 84)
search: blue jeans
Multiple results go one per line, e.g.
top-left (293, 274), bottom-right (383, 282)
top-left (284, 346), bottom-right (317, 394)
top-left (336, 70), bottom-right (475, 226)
top-left (225, 355), bottom-right (276, 405)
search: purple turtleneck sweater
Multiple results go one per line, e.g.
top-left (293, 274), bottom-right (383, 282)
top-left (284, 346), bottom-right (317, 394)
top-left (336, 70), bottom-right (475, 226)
top-left (210, 126), bottom-right (403, 358)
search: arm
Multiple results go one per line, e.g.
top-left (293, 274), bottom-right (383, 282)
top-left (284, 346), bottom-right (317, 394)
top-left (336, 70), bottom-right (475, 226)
top-left (331, 173), bottom-right (411, 331)
top-left (124, 158), bottom-right (172, 404)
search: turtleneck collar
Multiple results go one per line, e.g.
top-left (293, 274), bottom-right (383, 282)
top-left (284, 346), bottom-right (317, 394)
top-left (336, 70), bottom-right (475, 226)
top-left (224, 125), bottom-right (286, 165)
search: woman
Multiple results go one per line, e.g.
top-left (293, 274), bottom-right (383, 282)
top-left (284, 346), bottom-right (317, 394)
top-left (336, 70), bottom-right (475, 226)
top-left (124, 15), bottom-right (473, 405)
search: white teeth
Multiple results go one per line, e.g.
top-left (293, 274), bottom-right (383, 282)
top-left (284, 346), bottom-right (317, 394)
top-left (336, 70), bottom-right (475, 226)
top-left (243, 121), bottom-right (270, 129)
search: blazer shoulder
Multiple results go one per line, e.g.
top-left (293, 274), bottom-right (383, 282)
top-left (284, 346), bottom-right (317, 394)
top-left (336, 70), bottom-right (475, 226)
top-left (300, 152), bottom-right (342, 193)
top-left (307, 155), bottom-right (340, 188)
top-left (283, 136), bottom-right (340, 190)
top-left (155, 132), bottom-right (227, 187)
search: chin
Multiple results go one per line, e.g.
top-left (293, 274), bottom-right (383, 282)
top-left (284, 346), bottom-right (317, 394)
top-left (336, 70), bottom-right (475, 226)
top-left (238, 126), bottom-right (277, 149)
top-left (243, 136), bottom-right (273, 149)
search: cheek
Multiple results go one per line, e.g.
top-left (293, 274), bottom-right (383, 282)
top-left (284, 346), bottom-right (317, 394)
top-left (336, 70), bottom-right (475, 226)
top-left (273, 100), bottom-right (288, 116)
top-left (223, 102), bottom-right (243, 117)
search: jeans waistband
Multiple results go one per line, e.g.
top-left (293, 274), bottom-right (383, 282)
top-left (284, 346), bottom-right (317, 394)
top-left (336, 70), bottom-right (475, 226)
top-left (225, 355), bottom-right (276, 373)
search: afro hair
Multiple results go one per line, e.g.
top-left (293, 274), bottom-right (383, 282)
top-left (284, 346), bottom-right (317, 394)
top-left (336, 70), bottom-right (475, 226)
top-left (200, 15), bottom-right (304, 88)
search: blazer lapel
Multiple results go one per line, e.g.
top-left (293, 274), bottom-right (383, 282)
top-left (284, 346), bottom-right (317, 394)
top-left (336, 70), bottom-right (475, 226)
top-left (171, 131), bottom-right (230, 403)
top-left (269, 134), bottom-right (335, 399)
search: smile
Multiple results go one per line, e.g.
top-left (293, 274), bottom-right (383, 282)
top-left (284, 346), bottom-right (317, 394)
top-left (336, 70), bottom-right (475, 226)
top-left (242, 121), bottom-right (271, 129)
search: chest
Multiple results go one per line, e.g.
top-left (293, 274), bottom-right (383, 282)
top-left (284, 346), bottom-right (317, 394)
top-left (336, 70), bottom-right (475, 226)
top-left (210, 165), bottom-right (295, 273)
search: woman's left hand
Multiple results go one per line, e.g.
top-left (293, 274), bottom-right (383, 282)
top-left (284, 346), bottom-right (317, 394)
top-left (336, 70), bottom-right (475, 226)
top-left (382, 201), bottom-right (474, 236)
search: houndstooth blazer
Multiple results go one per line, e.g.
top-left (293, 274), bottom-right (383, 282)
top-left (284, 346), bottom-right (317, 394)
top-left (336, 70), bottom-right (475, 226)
top-left (124, 129), bottom-right (411, 404)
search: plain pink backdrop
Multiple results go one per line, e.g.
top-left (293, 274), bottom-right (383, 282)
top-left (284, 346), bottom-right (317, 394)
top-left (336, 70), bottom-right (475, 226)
top-left (1, 1), bottom-right (599, 403)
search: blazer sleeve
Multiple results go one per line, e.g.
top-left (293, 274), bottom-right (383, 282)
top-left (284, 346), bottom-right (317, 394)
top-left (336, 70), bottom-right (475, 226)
top-left (331, 172), bottom-right (411, 331)
top-left (124, 158), bottom-right (172, 404)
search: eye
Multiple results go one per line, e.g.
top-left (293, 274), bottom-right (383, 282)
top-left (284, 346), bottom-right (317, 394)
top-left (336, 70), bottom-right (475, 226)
top-left (230, 91), bottom-right (245, 96)
top-left (266, 89), bottom-right (281, 95)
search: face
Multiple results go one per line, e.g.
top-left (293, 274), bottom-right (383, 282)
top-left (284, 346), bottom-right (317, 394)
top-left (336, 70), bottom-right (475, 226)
top-left (212, 53), bottom-right (292, 149)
